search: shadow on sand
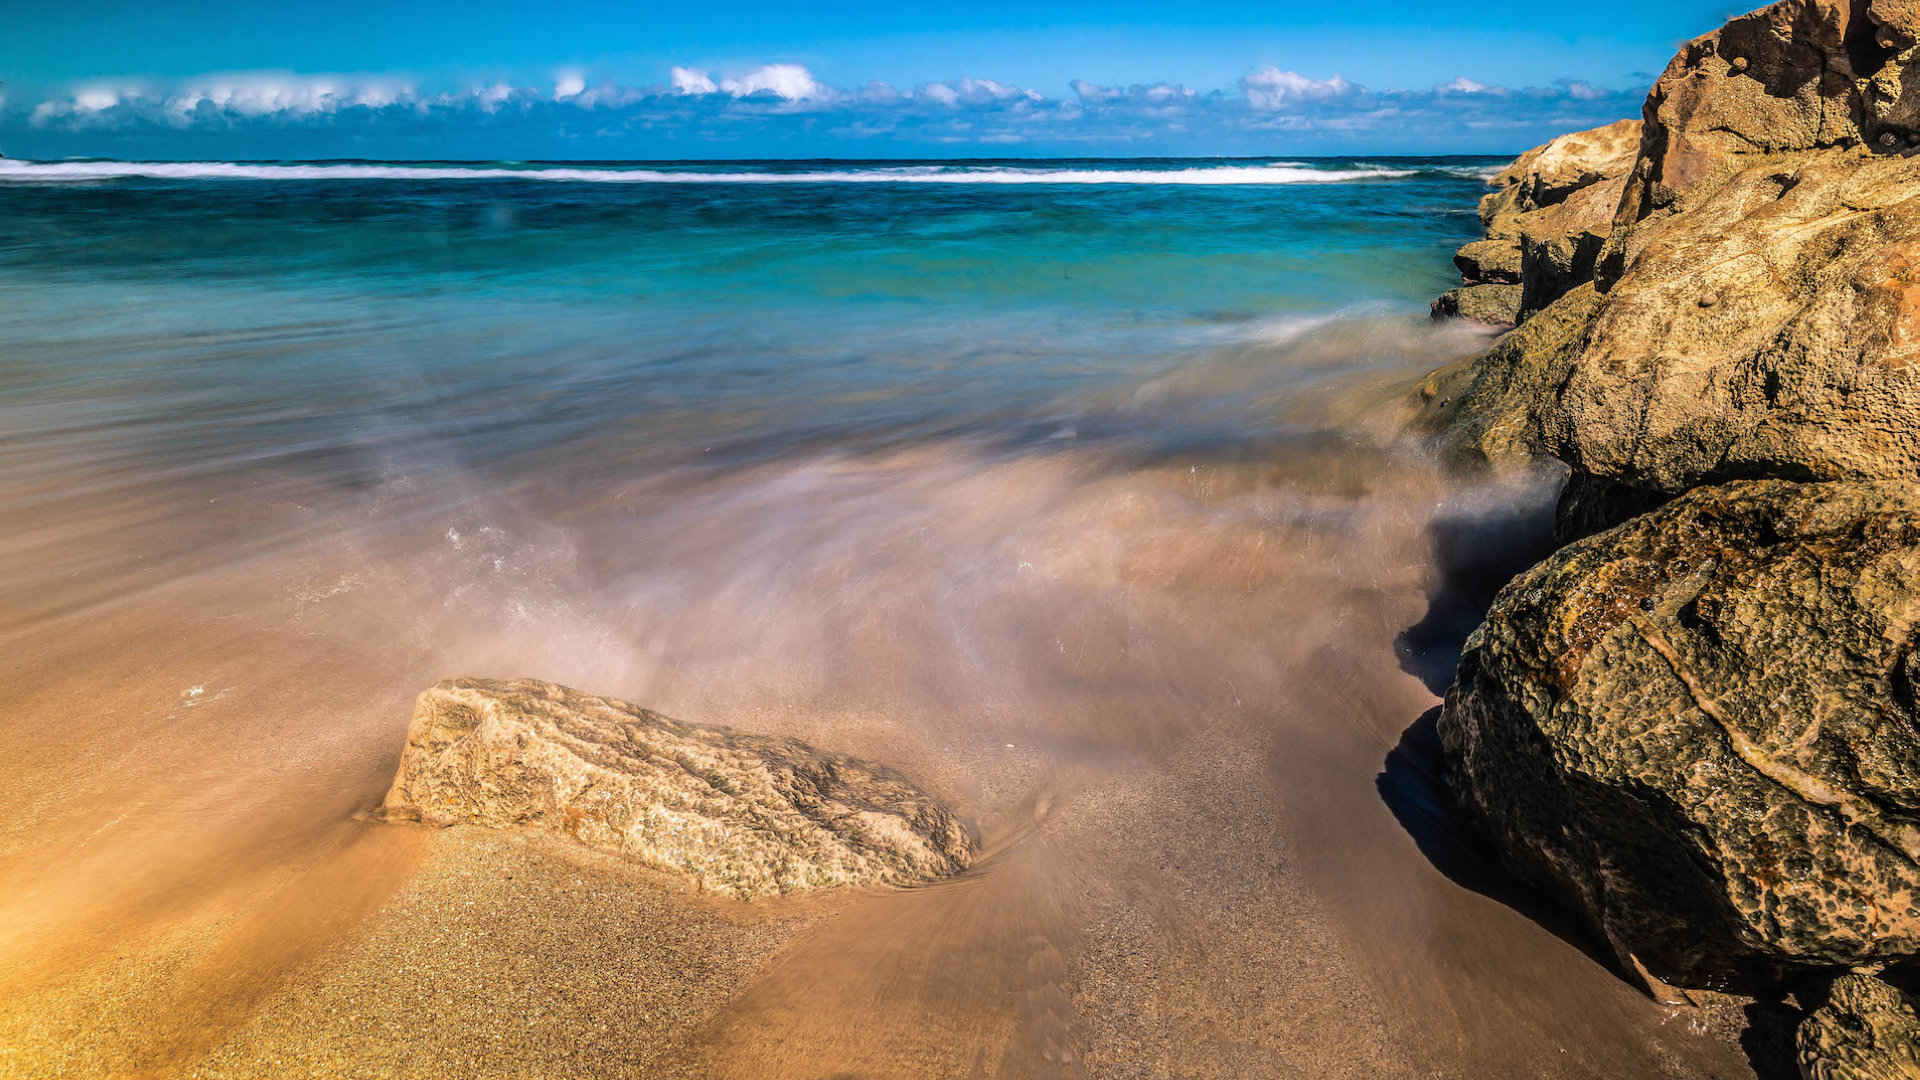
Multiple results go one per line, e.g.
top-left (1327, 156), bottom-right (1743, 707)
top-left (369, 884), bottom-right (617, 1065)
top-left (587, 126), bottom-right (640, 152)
top-left (1377, 479), bottom-right (1621, 966)
top-left (1377, 479), bottom-right (1805, 1080)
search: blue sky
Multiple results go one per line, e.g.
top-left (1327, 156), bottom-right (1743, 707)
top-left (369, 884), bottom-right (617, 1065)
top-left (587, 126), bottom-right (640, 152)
top-left (1, 0), bottom-right (1740, 158)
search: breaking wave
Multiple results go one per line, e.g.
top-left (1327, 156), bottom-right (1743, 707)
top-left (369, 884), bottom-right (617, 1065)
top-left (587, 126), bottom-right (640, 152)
top-left (0, 158), bottom-right (1423, 185)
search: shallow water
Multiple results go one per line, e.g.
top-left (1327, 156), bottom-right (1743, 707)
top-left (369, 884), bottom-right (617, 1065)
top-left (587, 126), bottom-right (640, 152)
top-left (0, 159), bottom-right (1759, 1077)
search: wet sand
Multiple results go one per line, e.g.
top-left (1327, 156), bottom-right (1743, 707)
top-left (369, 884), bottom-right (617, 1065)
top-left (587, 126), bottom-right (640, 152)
top-left (0, 332), bottom-right (1763, 1078)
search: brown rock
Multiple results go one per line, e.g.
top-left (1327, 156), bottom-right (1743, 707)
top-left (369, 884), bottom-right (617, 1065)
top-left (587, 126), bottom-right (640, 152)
top-left (381, 677), bottom-right (976, 899)
top-left (1492, 118), bottom-right (1642, 211)
top-left (1440, 480), bottom-right (1920, 989)
top-left (1438, 119), bottom-right (1641, 327)
top-left (1544, 152), bottom-right (1920, 525)
top-left (1513, 171), bottom-right (1631, 315)
top-left (1430, 282), bottom-right (1523, 327)
top-left (1798, 973), bottom-right (1920, 1079)
top-left (1453, 238), bottom-right (1524, 284)
top-left (1619, 0), bottom-right (1869, 224)
top-left (1415, 282), bottom-right (1604, 469)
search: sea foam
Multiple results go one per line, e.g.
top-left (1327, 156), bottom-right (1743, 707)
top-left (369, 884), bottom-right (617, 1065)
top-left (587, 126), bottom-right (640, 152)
top-left (0, 159), bottom-right (1418, 185)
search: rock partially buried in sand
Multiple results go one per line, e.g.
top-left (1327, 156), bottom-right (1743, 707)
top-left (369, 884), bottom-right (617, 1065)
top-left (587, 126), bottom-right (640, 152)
top-left (381, 678), bottom-right (976, 899)
top-left (1440, 481), bottom-right (1920, 989)
top-left (1798, 974), bottom-right (1920, 1080)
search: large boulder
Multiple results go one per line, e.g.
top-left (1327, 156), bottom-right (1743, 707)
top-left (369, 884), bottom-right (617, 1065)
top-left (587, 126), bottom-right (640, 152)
top-left (1618, 0), bottom-right (1875, 225)
top-left (381, 678), bottom-right (976, 899)
top-left (1439, 480), bottom-right (1920, 989)
top-left (1798, 973), bottom-right (1920, 1079)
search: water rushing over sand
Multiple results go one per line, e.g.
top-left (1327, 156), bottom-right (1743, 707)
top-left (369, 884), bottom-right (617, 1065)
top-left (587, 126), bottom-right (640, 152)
top-left (0, 164), bottom-right (1760, 1076)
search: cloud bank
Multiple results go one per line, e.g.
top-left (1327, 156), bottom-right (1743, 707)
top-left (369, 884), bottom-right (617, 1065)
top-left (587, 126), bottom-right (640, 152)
top-left (2, 63), bottom-right (1645, 157)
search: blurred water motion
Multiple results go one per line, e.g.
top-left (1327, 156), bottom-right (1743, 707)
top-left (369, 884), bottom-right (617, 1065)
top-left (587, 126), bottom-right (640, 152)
top-left (0, 162), bottom-right (1755, 1077)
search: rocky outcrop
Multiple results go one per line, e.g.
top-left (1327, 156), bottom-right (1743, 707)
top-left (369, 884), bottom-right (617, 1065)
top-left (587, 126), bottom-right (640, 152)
top-left (1419, 13), bottom-right (1920, 1078)
top-left (1798, 974), bottom-right (1920, 1079)
top-left (381, 678), bottom-right (975, 899)
top-left (1440, 480), bottom-right (1920, 989)
top-left (1552, 152), bottom-right (1920, 522)
top-left (1431, 118), bottom-right (1640, 327)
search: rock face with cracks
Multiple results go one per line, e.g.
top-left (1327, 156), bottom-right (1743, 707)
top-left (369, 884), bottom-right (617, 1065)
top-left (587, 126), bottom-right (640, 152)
top-left (381, 678), bottom-right (976, 899)
top-left (1440, 480), bottom-right (1920, 989)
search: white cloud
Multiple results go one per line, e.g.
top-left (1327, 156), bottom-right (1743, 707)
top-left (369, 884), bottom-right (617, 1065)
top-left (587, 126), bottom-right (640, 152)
top-left (473, 82), bottom-right (514, 112)
top-left (670, 67), bottom-right (719, 95)
top-left (914, 77), bottom-right (1041, 108)
top-left (918, 82), bottom-right (960, 106)
top-left (719, 64), bottom-right (825, 101)
top-left (12, 64), bottom-right (1644, 151)
top-left (1241, 68), bottom-right (1356, 109)
top-left (75, 88), bottom-right (123, 112)
top-left (1071, 80), bottom-right (1194, 108)
top-left (153, 73), bottom-right (417, 124)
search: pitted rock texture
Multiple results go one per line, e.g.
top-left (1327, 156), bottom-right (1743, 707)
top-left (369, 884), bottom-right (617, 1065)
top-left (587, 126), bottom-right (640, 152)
top-left (1798, 973), bottom-right (1920, 1079)
top-left (1563, 149), bottom-right (1920, 500)
top-left (381, 678), bottom-right (975, 899)
top-left (1430, 119), bottom-right (1639, 326)
top-left (1440, 481), bottom-right (1920, 988)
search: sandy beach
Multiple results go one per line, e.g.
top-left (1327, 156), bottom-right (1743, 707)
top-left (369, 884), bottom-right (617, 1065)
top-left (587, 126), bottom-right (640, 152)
top-left (0, 388), bottom-right (1764, 1076)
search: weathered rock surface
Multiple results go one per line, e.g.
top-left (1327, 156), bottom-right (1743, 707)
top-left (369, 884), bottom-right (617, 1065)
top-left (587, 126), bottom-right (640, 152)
top-left (381, 677), bottom-right (975, 899)
top-left (1431, 118), bottom-right (1640, 327)
top-left (1430, 282), bottom-right (1523, 326)
top-left (1430, 152), bottom-right (1920, 531)
top-left (1798, 973), bottom-right (1920, 1079)
top-left (1616, 0), bottom-right (1918, 228)
top-left (1573, 147), bottom-right (1920, 497)
top-left (1415, 282), bottom-right (1603, 470)
top-left (1440, 480), bottom-right (1920, 989)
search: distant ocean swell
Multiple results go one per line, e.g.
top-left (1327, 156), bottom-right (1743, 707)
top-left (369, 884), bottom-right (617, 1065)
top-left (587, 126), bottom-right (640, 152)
top-left (0, 159), bottom-right (1490, 185)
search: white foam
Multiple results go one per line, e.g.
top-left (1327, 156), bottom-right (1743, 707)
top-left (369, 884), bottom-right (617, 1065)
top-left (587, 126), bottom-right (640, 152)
top-left (0, 158), bottom-right (1419, 186)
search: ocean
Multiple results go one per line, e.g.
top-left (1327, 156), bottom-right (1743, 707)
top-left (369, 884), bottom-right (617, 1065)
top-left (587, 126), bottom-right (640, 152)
top-left (0, 155), bottom-right (1495, 484)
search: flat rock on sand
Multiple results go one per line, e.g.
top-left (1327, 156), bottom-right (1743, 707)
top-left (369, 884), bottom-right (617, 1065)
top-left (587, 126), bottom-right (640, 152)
top-left (381, 677), bottom-right (976, 899)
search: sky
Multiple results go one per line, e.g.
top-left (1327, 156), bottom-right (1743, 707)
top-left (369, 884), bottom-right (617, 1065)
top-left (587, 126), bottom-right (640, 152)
top-left (0, 0), bottom-right (1743, 159)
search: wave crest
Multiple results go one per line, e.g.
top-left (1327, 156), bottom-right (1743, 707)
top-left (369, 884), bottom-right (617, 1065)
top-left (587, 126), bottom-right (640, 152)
top-left (0, 159), bottom-right (1422, 186)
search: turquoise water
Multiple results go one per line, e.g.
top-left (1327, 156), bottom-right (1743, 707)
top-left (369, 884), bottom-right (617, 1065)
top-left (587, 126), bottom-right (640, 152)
top-left (0, 156), bottom-right (1496, 482)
